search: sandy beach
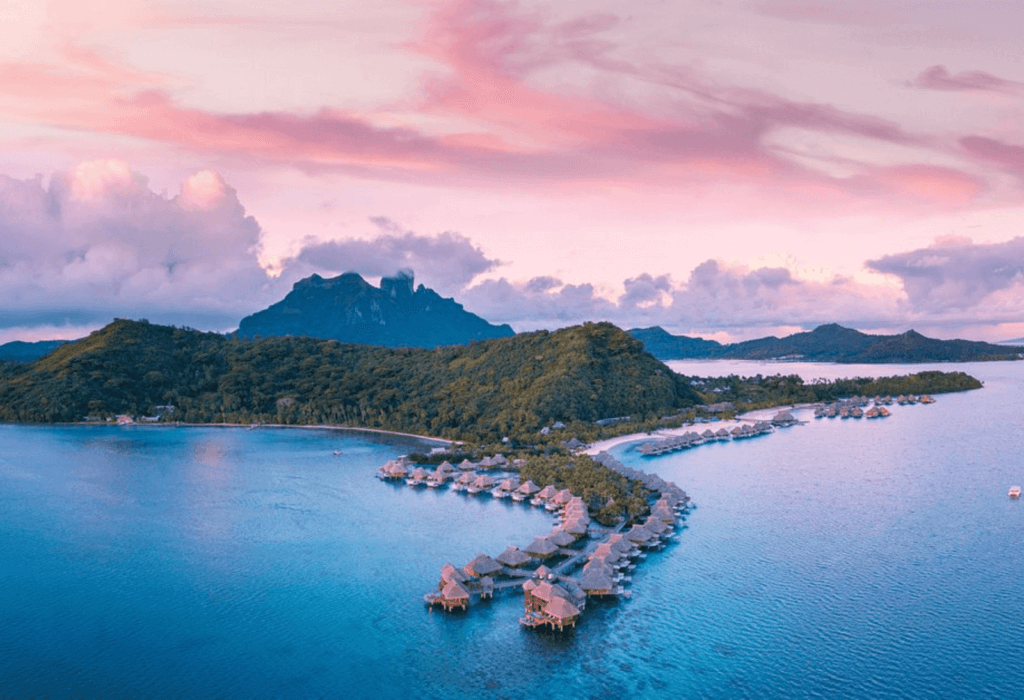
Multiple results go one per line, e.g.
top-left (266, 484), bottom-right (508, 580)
top-left (582, 403), bottom-right (822, 456)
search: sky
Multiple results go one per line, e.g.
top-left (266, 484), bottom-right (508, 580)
top-left (2, 0), bottom-right (1024, 344)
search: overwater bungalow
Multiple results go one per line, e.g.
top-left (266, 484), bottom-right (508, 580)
top-left (524, 536), bottom-right (559, 559)
top-left (440, 581), bottom-right (470, 611)
top-left (643, 516), bottom-right (670, 537)
top-left (437, 460), bottom-right (456, 475)
top-left (548, 530), bottom-right (576, 548)
top-left (513, 480), bottom-right (541, 501)
top-left (624, 524), bottom-right (659, 548)
top-left (377, 459), bottom-right (410, 480)
top-left (560, 519), bottom-right (589, 538)
top-left (406, 467), bottom-right (430, 487)
top-left (492, 453), bottom-right (508, 465)
top-left (920, 395), bottom-right (936, 404)
top-left (525, 581), bottom-right (572, 612)
top-left (468, 474), bottom-right (496, 494)
top-left (536, 484), bottom-right (559, 501)
top-left (578, 569), bottom-right (617, 597)
top-left (458, 459), bottom-right (477, 471)
top-left (464, 553), bottom-right (502, 578)
top-left (491, 477), bottom-right (519, 499)
top-left (495, 546), bottom-right (532, 569)
top-left (542, 597), bottom-right (581, 631)
top-left (426, 466), bottom-right (452, 488)
top-left (772, 410), bottom-right (796, 426)
top-left (440, 562), bottom-right (469, 589)
top-left (477, 456), bottom-right (495, 469)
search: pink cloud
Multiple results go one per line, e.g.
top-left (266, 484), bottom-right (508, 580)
top-left (910, 65), bottom-right (1020, 93)
top-left (0, 0), bottom-right (995, 214)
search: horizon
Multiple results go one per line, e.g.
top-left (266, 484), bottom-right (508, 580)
top-left (3, 1), bottom-right (1024, 344)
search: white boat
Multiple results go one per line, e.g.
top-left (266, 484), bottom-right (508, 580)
top-left (1009, 486), bottom-right (1021, 499)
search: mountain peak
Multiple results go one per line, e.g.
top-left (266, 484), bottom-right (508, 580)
top-left (237, 271), bottom-right (513, 348)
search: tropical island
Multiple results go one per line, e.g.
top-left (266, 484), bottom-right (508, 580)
top-left (630, 323), bottom-right (1024, 363)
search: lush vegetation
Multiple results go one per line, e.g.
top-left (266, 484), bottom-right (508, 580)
top-left (686, 371), bottom-right (982, 414)
top-left (518, 454), bottom-right (651, 526)
top-left (632, 323), bottom-right (1024, 363)
top-left (0, 319), bottom-right (700, 442)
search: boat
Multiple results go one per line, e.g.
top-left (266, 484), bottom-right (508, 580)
top-left (1009, 486), bottom-right (1021, 499)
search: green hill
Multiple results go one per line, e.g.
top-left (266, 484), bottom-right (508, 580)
top-left (0, 319), bottom-right (699, 441)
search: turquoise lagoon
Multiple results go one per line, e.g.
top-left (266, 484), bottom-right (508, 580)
top-left (2, 359), bottom-right (1024, 699)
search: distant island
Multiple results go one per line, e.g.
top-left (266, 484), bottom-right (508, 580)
top-left (629, 323), bottom-right (1024, 363)
top-left (0, 340), bottom-right (70, 363)
top-left (236, 270), bottom-right (514, 348)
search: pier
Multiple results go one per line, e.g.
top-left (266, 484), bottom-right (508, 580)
top-left (394, 452), bottom-right (691, 633)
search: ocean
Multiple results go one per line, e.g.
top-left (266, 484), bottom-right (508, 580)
top-left (2, 359), bottom-right (1023, 699)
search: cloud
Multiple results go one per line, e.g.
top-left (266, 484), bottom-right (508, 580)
top-left (294, 217), bottom-right (500, 294)
top-left (460, 260), bottom-right (900, 335)
top-left (0, 161), bottom-right (279, 332)
top-left (868, 237), bottom-right (1024, 312)
top-left (910, 65), bottom-right (1020, 93)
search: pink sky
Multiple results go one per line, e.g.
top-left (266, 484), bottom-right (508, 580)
top-left (2, 0), bottom-right (1024, 343)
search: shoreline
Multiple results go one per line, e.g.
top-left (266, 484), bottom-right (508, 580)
top-left (50, 420), bottom-right (454, 445)
top-left (582, 403), bottom-right (821, 456)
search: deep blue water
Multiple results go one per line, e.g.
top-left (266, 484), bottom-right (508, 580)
top-left (2, 360), bottom-right (1024, 699)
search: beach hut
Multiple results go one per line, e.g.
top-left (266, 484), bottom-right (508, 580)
top-left (464, 553), bottom-right (502, 578)
top-left (543, 596), bottom-right (580, 630)
top-left (441, 581), bottom-right (470, 611)
top-left (458, 459), bottom-right (477, 471)
top-left (496, 546), bottom-right (532, 569)
top-left (524, 536), bottom-right (559, 559)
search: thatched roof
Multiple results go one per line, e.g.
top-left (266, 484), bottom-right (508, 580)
top-left (458, 459), bottom-right (477, 471)
top-left (437, 460), bottom-right (455, 472)
top-left (441, 562), bottom-right (468, 583)
top-left (498, 478), bottom-right (519, 491)
top-left (456, 472), bottom-right (476, 484)
top-left (535, 564), bottom-right (554, 579)
top-left (517, 480), bottom-right (541, 495)
top-left (524, 536), bottom-right (558, 557)
top-left (442, 581), bottom-right (470, 601)
top-left (537, 484), bottom-right (559, 500)
top-left (553, 488), bottom-right (573, 505)
top-left (465, 553), bottom-right (502, 577)
top-left (495, 546), bottom-right (532, 567)
top-left (625, 524), bottom-right (656, 544)
top-left (548, 530), bottom-right (576, 547)
top-left (472, 474), bottom-right (496, 488)
top-left (531, 582), bottom-right (570, 603)
top-left (561, 520), bottom-right (589, 536)
top-left (543, 596), bottom-right (580, 621)
top-left (409, 467), bottom-right (429, 479)
top-left (578, 569), bottom-right (615, 593)
top-left (643, 517), bottom-right (668, 534)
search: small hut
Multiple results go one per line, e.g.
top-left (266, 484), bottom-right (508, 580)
top-left (495, 546), bottom-right (532, 569)
top-left (458, 459), bottom-right (477, 471)
top-left (578, 569), bottom-right (616, 597)
top-left (524, 536), bottom-right (559, 559)
top-left (534, 564), bottom-right (555, 580)
top-left (548, 530), bottom-right (576, 548)
top-left (543, 596), bottom-right (580, 630)
top-left (441, 581), bottom-right (470, 611)
top-left (464, 553), bottom-right (502, 578)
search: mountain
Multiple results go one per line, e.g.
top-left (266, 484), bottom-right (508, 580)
top-left (0, 340), bottom-right (70, 363)
top-left (627, 327), bottom-right (723, 359)
top-left (0, 319), bottom-right (699, 441)
top-left (236, 270), bottom-right (514, 348)
top-left (629, 323), bottom-right (1024, 363)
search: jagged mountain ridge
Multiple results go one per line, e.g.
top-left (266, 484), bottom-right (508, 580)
top-left (629, 323), bottom-right (1024, 363)
top-left (236, 270), bottom-right (514, 348)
